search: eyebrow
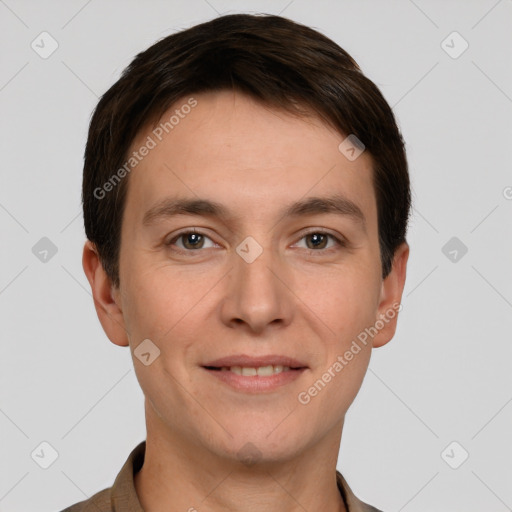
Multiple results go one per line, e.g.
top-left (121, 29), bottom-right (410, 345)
top-left (142, 194), bottom-right (367, 232)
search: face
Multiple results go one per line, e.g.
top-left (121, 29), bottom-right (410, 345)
top-left (84, 89), bottom-right (408, 464)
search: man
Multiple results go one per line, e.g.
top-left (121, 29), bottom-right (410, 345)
top-left (63, 13), bottom-right (410, 512)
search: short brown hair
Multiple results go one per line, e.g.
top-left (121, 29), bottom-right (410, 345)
top-left (82, 13), bottom-right (411, 288)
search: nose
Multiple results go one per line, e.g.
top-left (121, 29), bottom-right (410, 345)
top-left (219, 240), bottom-right (294, 334)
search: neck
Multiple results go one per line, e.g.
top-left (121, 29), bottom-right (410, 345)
top-left (134, 405), bottom-right (347, 512)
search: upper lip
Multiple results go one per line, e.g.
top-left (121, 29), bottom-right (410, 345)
top-left (203, 354), bottom-right (308, 369)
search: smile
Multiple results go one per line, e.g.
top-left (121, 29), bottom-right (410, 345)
top-left (208, 365), bottom-right (293, 376)
top-left (202, 365), bottom-right (307, 392)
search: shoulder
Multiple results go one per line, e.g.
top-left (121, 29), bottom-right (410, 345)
top-left (336, 470), bottom-right (385, 512)
top-left (363, 505), bottom-right (385, 512)
top-left (58, 440), bottom-right (146, 512)
top-left (355, 501), bottom-right (385, 512)
top-left (58, 486), bottom-right (111, 512)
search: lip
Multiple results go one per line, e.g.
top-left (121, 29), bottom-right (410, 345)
top-left (201, 354), bottom-right (308, 393)
top-left (202, 366), bottom-right (307, 393)
top-left (202, 354), bottom-right (308, 369)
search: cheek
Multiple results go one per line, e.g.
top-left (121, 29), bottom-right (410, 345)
top-left (123, 261), bottom-right (195, 332)
top-left (121, 263), bottom-right (220, 373)
top-left (296, 275), bottom-right (375, 414)
top-left (296, 264), bottom-right (380, 341)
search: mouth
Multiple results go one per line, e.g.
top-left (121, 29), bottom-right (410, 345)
top-left (203, 364), bottom-right (302, 376)
top-left (201, 355), bottom-right (308, 392)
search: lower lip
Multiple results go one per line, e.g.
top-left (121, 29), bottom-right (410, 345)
top-left (202, 367), bottom-right (307, 392)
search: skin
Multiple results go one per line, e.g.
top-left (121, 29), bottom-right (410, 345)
top-left (83, 89), bottom-right (409, 512)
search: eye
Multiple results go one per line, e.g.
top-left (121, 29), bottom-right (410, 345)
top-left (293, 230), bottom-right (346, 252)
top-left (165, 229), bottom-right (346, 255)
top-left (165, 229), bottom-right (217, 251)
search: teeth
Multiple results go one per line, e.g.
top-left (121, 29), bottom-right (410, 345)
top-left (256, 365), bottom-right (274, 376)
top-left (222, 365), bottom-right (292, 376)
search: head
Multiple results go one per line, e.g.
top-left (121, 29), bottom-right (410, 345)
top-left (82, 14), bottom-right (410, 464)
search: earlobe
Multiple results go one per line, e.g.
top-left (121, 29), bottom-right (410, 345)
top-left (82, 240), bottom-right (130, 347)
top-left (372, 242), bottom-right (409, 349)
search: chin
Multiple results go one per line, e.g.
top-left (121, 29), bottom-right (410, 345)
top-left (207, 423), bottom-right (309, 465)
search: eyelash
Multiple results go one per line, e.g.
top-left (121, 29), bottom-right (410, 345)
top-left (165, 228), bottom-right (347, 255)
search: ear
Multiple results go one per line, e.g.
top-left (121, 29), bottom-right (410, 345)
top-left (82, 240), bottom-right (130, 347)
top-left (372, 242), bottom-right (409, 348)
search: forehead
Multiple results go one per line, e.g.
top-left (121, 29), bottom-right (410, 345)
top-left (123, 90), bottom-right (377, 230)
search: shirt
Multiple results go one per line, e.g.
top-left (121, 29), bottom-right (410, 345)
top-left (60, 441), bottom-right (383, 512)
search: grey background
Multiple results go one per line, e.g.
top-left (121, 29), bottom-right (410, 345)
top-left (1, 1), bottom-right (511, 511)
